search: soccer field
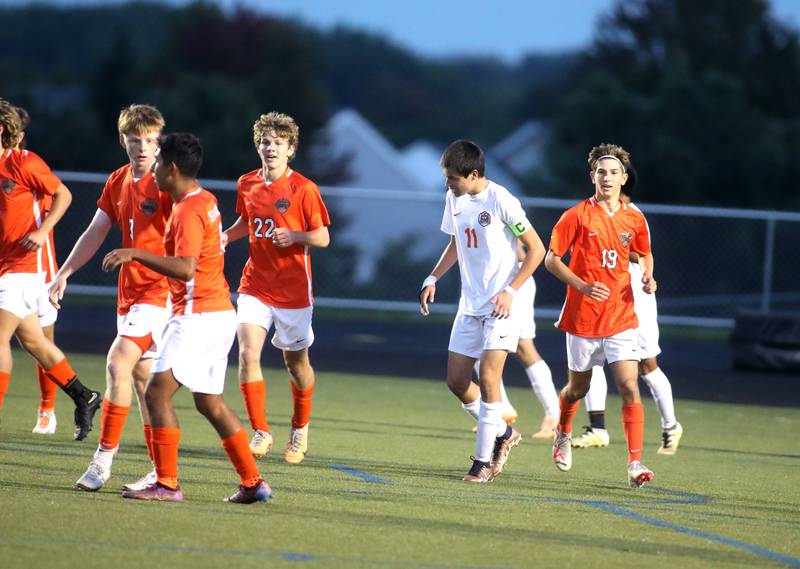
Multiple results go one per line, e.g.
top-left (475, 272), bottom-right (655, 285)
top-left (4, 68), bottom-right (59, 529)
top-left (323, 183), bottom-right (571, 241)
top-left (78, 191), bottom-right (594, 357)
top-left (1, 351), bottom-right (798, 569)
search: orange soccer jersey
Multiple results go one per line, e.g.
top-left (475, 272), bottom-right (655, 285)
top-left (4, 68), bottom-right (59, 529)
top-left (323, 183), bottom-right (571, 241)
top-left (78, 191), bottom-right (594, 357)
top-left (550, 197), bottom-right (651, 338)
top-left (236, 168), bottom-right (330, 309)
top-left (97, 166), bottom-right (172, 314)
top-left (0, 148), bottom-right (62, 277)
top-left (164, 187), bottom-right (232, 315)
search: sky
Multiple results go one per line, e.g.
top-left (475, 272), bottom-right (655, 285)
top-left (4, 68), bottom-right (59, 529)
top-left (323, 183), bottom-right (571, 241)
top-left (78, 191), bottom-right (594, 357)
top-left (5, 0), bottom-right (800, 61)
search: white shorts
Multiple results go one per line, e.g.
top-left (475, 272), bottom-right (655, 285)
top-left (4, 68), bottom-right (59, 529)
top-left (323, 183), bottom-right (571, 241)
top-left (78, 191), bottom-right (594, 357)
top-left (152, 310), bottom-right (236, 395)
top-left (0, 272), bottom-right (46, 320)
top-left (37, 282), bottom-right (58, 327)
top-left (566, 328), bottom-right (640, 372)
top-left (515, 277), bottom-right (537, 340)
top-left (634, 292), bottom-right (661, 359)
top-left (448, 311), bottom-right (519, 359)
top-left (116, 303), bottom-right (170, 359)
top-left (236, 293), bottom-right (314, 351)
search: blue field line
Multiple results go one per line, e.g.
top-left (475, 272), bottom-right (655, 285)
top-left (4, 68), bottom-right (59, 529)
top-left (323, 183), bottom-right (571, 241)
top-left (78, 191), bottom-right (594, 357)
top-left (330, 464), bottom-right (391, 484)
top-left (585, 500), bottom-right (800, 568)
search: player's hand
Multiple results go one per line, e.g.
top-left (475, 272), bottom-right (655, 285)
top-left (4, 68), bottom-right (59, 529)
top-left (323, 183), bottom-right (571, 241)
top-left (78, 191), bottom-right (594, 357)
top-left (102, 248), bottom-right (135, 272)
top-left (419, 285), bottom-right (435, 316)
top-left (48, 275), bottom-right (68, 309)
top-left (272, 227), bottom-right (296, 247)
top-left (19, 228), bottom-right (47, 251)
top-left (580, 281), bottom-right (611, 301)
top-left (220, 231), bottom-right (229, 253)
top-left (642, 274), bottom-right (657, 294)
top-left (490, 291), bottom-right (513, 319)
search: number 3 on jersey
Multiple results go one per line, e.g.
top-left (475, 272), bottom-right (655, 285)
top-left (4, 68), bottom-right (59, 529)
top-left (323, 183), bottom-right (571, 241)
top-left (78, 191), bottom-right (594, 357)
top-left (253, 217), bottom-right (275, 239)
top-left (464, 227), bottom-right (479, 248)
top-left (601, 248), bottom-right (618, 269)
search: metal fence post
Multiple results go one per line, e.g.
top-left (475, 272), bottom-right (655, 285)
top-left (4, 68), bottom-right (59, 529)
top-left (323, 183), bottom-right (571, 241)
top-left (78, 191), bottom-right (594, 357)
top-left (761, 217), bottom-right (776, 312)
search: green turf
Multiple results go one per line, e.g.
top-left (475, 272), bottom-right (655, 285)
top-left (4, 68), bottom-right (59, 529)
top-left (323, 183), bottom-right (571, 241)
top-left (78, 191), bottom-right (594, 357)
top-left (1, 351), bottom-right (798, 569)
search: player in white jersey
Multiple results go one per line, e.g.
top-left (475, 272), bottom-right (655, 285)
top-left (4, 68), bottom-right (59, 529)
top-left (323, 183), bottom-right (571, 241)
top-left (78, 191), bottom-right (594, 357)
top-left (419, 139), bottom-right (545, 483)
top-left (573, 165), bottom-right (683, 454)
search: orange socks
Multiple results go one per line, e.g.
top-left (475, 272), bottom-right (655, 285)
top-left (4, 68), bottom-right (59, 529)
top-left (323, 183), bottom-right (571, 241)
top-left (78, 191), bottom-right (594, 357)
top-left (151, 427), bottom-right (181, 489)
top-left (558, 392), bottom-right (580, 434)
top-left (36, 365), bottom-right (58, 411)
top-left (98, 400), bottom-right (130, 450)
top-left (143, 424), bottom-right (155, 462)
top-left (622, 403), bottom-right (645, 463)
top-left (0, 371), bottom-right (9, 412)
top-left (290, 383), bottom-right (314, 429)
top-left (44, 358), bottom-right (76, 388)
top-left (221, 428), bottom-right (262, 488)
top-left (239, 380), bottom-right (270, 432)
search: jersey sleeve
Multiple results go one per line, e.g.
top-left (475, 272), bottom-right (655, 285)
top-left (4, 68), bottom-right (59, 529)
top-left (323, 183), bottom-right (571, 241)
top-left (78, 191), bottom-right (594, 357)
top-left (630, 212), bottom-right (652, 256)
top-left (549, 208), bottom-right (579, 257)
top-left (496, 191), bottom-right (530, 235)
top-left (172, 204), bottom-right (206, 258)
top-left (17, 152), bottom-right (61, 196)
top-left (300, 182), bottom-right (330, 230)
top-left (440, 192), bottom-right (454, 235)
top-left (96, 178), bottom-right (118, 223)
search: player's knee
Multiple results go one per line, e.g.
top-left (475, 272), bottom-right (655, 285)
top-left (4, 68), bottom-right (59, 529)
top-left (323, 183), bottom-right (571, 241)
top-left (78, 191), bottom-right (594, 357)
top-left (106, 359), bottom-right (134, 386)
top-left (238, 346), bottom-right (260, 370)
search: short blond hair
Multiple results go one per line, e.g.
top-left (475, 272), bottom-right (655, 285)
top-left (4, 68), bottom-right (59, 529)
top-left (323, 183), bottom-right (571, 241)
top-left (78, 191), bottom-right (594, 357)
top-left (117, 104), bottom-right (165, 136)
top-left (0, 98), bottom-right (22, 149)
top-left (587, 143), bottom-right (631, 172)
top-left (253, 112), bottom-right (299, 159)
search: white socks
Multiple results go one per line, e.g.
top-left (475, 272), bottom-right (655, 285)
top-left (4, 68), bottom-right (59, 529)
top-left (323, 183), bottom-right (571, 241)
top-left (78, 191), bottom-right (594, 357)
top-left (525, 360), bottom-right (558, 418)
top-left (641, 367), bottom-right (677, 429)
top-left (586, 366), bottom-right (608, 412)
top-left (462, 398), bottom-right (480, 421)
top-left (475, 400), bottom-right (505, 463)
top-left (94, 444), bottom-right (118, 468)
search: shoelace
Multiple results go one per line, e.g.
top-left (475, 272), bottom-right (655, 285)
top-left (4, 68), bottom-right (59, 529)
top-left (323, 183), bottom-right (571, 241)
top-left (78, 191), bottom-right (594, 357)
top-left (289, 430), bottom-right (304, 451)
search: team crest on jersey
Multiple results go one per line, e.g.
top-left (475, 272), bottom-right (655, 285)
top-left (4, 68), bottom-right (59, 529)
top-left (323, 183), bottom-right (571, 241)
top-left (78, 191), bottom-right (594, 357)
top-left (275, 197), bottom-right (291, 213)
top-left (478, 211), bottom-right (491, 227)
top-left (619, 232), bottom-right (632, 246)
top-left (1, 178), bottom-right (15, 194)
top-left (140, 198), bottom-right (158, 215)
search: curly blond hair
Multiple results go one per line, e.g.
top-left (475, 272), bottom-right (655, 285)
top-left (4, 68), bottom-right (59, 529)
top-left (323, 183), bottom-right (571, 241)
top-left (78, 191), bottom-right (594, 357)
top-left (253, 112), bottom-right (299, 159)
top-left (587, 143), bottom-right (631, 172)
top-left (0, 99), bottom-right (22, 149)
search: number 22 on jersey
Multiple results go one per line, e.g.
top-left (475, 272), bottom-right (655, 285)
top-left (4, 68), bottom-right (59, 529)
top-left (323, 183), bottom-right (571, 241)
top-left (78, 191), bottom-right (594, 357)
top-left (253, 217), bottom-right (275, 239)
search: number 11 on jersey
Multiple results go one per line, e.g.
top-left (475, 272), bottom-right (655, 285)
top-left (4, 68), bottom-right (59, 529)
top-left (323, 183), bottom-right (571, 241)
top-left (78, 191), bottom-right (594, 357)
top-left (464, 227), bottom-right (478, 248)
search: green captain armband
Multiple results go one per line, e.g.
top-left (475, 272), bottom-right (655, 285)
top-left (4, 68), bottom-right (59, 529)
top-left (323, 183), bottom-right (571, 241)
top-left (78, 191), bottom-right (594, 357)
top-left (509, 217), bottom-right (531, 237)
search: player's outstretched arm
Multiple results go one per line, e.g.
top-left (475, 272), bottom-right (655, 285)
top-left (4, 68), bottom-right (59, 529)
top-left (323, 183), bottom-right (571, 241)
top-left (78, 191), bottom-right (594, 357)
top-left (419, 237), bottom-right (457, 316)
top-left (545, 250), bottom-right (610, 301)
top-left (102, 248), bottom-right (197, 282)
top-left (49, 208), bottom-right (113, 308)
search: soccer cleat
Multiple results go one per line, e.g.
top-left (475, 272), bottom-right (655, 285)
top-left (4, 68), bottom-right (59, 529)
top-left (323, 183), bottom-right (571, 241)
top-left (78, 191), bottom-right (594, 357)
top-left (491, 426), bottom-right (522, 477)
top-left (627, 460), bottom-right (654, 488)
top-left (122, 481), bottom-right (183, 502)
top-left (122, 469), bottom-right (158, 493)
top-left (73, 389), bottom-right (102, 441)
top-left (531, 417), bottom-right (557, 440)
top-left (76, 459), bottom-right (111, 492)
top-left (657, 422), bottom-right (683, 455)
top-left (284, 424), bottom-right (309, 464)
top-left (552, 428), bottom-right (572, 471)
top-left (462, 458), bottom-right (494, 483)
top-left (224, 480), bottom-right (273, 504)
top-left (571, 426), bottom-right (610, 448)
top-left (32, 410), bottom-right (57, 434)
top-left (249, 429), bottom-right (273, 457)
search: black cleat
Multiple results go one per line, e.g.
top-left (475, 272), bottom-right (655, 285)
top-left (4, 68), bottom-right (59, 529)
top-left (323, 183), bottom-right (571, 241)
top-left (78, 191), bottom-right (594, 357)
top-left (73, 389), bottom-right (101, 441)
top-left (224, 480), bottom-right (272, 504)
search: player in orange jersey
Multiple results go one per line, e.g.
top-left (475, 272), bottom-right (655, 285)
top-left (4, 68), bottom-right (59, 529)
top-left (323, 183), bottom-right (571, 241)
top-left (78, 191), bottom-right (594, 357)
top-left (50, 104), bottom-right (173, 491)
top-left (0, 98), bottom-right (101, 440)
top-left (8, 106), bottom-right (62, 435)
top-left (544, 143), bottom-right (656, 488)
top-left (106, 132), bottom-right (270, 503)
top-left (223, 112), bottom-right (330, 464)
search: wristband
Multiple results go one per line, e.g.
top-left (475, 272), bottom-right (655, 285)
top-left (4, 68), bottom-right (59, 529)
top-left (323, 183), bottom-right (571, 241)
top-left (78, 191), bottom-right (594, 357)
top-left (503, 285), bottom-right (517, 297)
top-left (422, 275), bottom-right (438, 289)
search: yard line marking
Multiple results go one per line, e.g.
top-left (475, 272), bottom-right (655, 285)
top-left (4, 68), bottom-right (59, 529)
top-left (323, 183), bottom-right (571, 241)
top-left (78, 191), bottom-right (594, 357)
top-left (330, 464), bottom-right (391, 484)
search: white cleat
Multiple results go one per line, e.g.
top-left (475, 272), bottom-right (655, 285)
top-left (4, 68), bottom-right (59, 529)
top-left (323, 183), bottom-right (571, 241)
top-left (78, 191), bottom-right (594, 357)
top-left (32, 410), bottom-right (57, 434)
top-left (249, 429), bottom-right (274, 457)
top-left (285, 424), bottom-right (309, 464)
top-left (552, 428), bottom-right (572, 472)
top-left (572, 426), bottom-right (610, 448)
top-left (657, 422), bottom-right (683, 455)
top-left (122, 469), bottom-right (158, 493)
top-left (627, 460), bottom-right (654, 488)
top-left (76, 460), bottom-right (111, 492)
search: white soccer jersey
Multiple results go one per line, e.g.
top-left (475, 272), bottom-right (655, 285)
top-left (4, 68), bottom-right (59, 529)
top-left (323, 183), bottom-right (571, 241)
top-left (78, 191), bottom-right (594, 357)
top-left (441, 181), bottom-right (530, 316)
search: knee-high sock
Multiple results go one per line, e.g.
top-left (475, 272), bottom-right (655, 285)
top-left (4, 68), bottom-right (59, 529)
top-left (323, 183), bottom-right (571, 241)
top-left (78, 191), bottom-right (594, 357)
top-left (99, 400), bottom-right (130, 450)
top-left (475, 400), bottom-right (505, 463)
top-left (143, 424), bottom-right (155, 463)
top-left (0, 371), bottom-right (9, 412)
top-left (151, 427), bottom-right (180, 489)
top-left (462, 397), bottom-right (480, 421)
top-left (290, 383), bottom-right (313, 429)
top-left (641, 368), bottom-right (676, 429)
top-left (558, 392), bottom-right (581, 435)
top-left (585, 367), bottom-right (608, 412)
top-left (221, 428), bottom-right (262, 488)
top-left (622, 403), bottom-right (645, 463)
top-left (36, 365), bottom-right (58, 411)
top-left (239, 380), bottom-right (270, 432)
top-left (45, 358), bottom-right (76, 388)
top-left (525, 360), bottom-right (558, 418)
